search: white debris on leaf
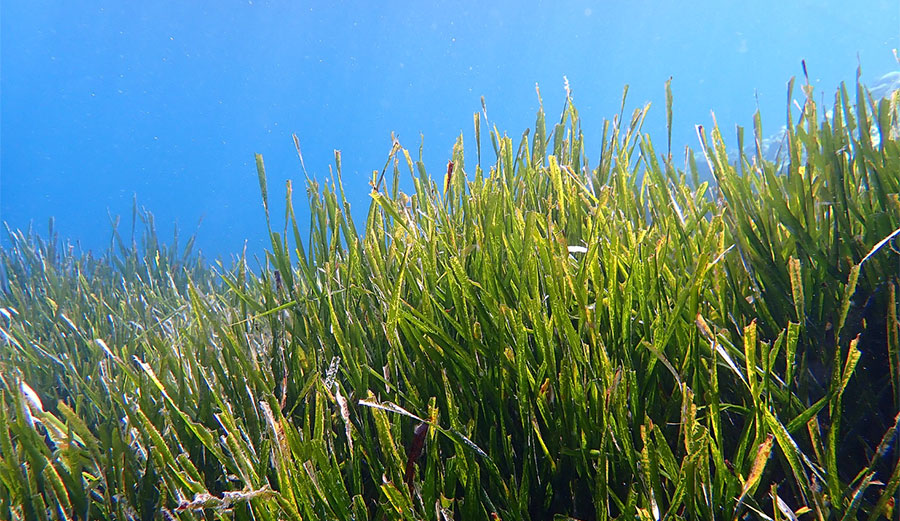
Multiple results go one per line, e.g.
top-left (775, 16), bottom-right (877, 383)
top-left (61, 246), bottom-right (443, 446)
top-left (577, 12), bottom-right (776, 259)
top-left (20, 381), bottom-right (43, 413)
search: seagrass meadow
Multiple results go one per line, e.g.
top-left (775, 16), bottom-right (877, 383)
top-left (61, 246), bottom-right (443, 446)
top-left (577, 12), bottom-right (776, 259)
top-left (3, 73), bottom-right (900, 521)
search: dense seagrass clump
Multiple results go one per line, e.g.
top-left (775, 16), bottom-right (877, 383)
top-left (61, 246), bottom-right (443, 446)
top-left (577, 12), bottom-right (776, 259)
top-left (2, 75), bottom-right (900, 520)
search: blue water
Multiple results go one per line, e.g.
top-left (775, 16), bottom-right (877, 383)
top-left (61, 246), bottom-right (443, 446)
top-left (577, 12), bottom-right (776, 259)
top-left (2, 1), bottom-right (899, 262)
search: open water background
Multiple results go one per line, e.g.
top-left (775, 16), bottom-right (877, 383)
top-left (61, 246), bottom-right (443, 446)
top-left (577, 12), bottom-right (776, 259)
top-left (2, 1), bottom-right (899, 261)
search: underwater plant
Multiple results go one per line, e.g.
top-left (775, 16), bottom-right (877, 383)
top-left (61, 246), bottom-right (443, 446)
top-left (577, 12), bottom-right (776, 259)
top-left (1, 71), bottom-right (899, 520)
